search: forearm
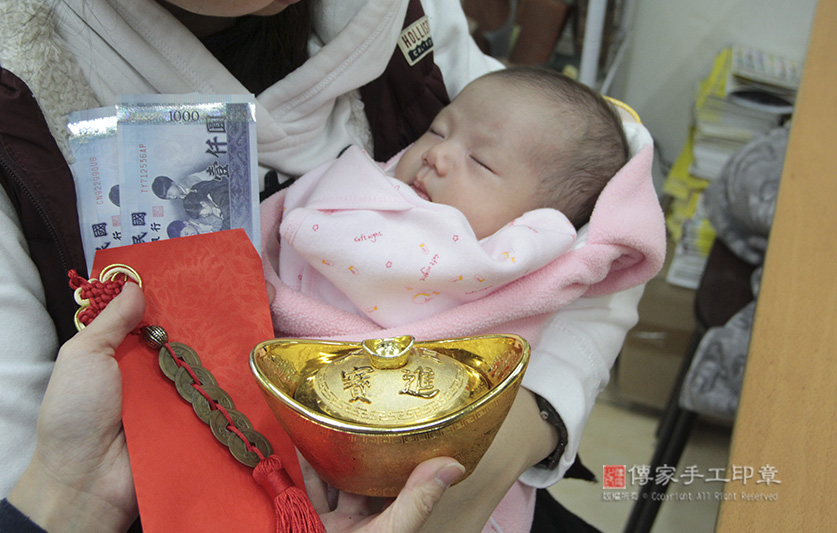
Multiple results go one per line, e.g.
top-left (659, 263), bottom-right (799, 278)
top-left (521, 285), bottom-right (644, 486)
top-left (6, 284), bottom-right (145, 533)
top-left (417, 287), bottom-right (644, 531)
top-left (419, 388), bottom-right (557, 532)
top-left (8, 458), bottom-right (133, 533)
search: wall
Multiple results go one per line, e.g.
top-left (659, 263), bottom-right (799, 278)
top-left (616, 0), bottom-right (818, 181)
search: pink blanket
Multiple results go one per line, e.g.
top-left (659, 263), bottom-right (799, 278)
top-left (261, 144), bottom-right (665, 346)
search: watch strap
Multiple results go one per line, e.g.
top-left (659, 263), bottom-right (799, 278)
top-left (534, 393), bottom-right (568, 470)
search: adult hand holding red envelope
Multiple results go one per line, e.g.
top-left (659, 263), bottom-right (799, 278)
top-left (89, 229), bottom-right (310, 532)
top-left (66, 229), bottom-right (465, 532)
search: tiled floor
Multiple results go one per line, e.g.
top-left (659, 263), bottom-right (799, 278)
top-left (547, 387), bottom-right (733, 533)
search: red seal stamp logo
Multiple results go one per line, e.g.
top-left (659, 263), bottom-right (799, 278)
top-left (603, 465), bottom-right (627, 489)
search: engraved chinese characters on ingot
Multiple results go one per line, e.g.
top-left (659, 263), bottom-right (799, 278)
top-left (487, 348), bottom-right (517, 380)
top-left (339, 364), bottom-right (441, 404)
top-left (342, 366), bottom-right (374, 404)
top-left (268, 353), bottom-right (298, 390)
top-left (310, 346), bottom-right (471, 426)
top-left (401, 366), bottom-right (439, 399)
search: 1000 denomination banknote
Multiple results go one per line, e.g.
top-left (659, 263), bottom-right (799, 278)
top-left (67, 106), bottom-right (121, 268)
top-left (116, 94), bottom-right (259, 249)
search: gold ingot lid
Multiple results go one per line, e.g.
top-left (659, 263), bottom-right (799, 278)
top-left (294, 335), bottom-right (481, 426)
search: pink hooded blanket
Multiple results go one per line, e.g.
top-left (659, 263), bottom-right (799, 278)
top-left (261, 143), bottom-right (665, 347)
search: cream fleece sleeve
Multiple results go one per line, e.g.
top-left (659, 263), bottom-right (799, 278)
top-left (0, 188), bottom-right (59, 497)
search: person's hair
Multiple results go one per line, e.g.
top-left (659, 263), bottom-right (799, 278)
top-left (181, 191), bottom-right (204, 219)
top-left (485, 66), bottom-right (629, 228)
top-left (201, 3), bottom-right (313, 96)
top-left (167, 219), bottom-right (187, 239)
top-left (152, 176), bottom-right (175, 199)
top-left (108, 185), bottom-right (120, 207)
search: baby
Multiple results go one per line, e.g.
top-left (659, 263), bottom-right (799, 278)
top-left (395, 66), bottom-right (628, 237)
top-left (270, 66), bottom-right (629, 328)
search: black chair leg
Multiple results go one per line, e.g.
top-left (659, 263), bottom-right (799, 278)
top-left (624, 407), bottom-right (697, 533)
top-left (624, 325), bottom-right (705, 532)
top-left (655, 327), bottom-right (704, 440)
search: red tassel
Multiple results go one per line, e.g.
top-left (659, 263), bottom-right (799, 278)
top-left (253, 455), bottom-right (325, 533)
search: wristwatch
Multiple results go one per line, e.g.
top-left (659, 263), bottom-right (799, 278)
top-left (534, 393), bottom-right (568, 470)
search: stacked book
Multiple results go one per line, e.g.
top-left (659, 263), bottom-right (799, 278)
top-left (690, 44), bottom-right (799, 180)
top-left (662, 45), bottom-right (800, 289)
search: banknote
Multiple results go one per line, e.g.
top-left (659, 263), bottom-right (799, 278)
top-left (67, 106), bottom-right (121, 268)
top-left (116, 94), bottom-right (259, 248)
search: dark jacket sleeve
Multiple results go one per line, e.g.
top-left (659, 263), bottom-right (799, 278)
top-left (0, 498), bottom-right (47, 533)
top-left (0, 67), bottom-right (88, 344)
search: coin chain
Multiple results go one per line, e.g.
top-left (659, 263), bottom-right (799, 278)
top-left (146, 328), bottom-right (273, 467)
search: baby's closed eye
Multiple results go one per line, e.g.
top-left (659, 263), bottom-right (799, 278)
top-left (470, 155), bottom-right (494, 173)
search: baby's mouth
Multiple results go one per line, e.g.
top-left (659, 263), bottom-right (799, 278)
top-left (411, 181), bottom-right (431, 201)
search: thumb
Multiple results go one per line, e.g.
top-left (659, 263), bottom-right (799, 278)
top-left (265, 281), bottom-right (276, 305)
top-left (66, 282), bottom-right (146, 356)
top-left (377, 458), bottom-right (465, 532)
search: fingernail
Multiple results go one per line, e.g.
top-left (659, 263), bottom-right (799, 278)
top-left (436, 462), bottom-right (466, 488)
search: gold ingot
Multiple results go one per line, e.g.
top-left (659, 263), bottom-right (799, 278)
top-left (250, 334), bottom-right (529, 497)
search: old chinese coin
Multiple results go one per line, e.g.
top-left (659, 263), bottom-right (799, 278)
top-left (209, 407), bottom-right (253, 446)
top-left (159, 342), bottom-right (202, 381)
top-left (229, 428), bottom-right (273, 467)
top-left (191, 384), bottom-right (236, 424)
top-left (174, 365), bottom-right (217, 402)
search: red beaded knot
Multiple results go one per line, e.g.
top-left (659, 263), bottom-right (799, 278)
top-left (69, 264), bottom-right (142, 331)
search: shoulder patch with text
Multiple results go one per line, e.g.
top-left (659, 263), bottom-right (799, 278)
top-left (398, 16), bottom-right (433, 66)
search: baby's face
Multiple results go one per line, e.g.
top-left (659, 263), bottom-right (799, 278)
top-left (198, 201), bottom-right (214, 218)
top-left (180, 222), bottom-right (200, 237)
top-left (166, 184), bottom-right (184, 200)
top-left (395, 76), bottom-right (555, 240)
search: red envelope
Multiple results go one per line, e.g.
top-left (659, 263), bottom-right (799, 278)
top-left (92, 229), bottom-right (303, 532)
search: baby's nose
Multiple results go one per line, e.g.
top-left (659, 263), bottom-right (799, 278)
top-left (422, 143), bottom-right (450, 176)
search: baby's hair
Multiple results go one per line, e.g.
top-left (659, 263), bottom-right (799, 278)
top-left (485, 67), bottom-right (629, 228)
top-left (108, 185), bottom-right (120, 207)
top-left (167, 219), bottom-right (187, 239)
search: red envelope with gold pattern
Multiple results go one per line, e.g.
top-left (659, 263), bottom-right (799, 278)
top-left (92, 229), bottom-right (304, 532)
